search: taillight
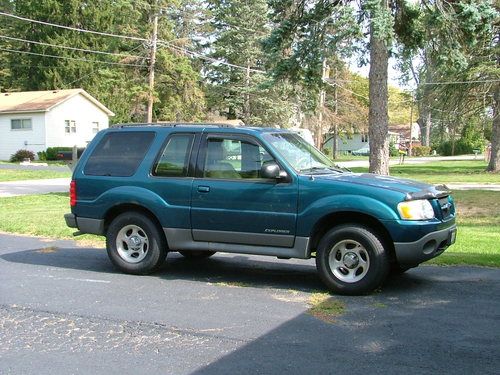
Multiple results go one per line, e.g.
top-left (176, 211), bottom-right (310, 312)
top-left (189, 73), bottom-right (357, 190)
top-left (70, 180), bottom-right (77, 207)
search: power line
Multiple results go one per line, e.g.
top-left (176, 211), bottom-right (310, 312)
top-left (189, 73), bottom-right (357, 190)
top-left (0, 11), bottom-right (147, 42)
top-left (0, 34), bottom-right (145, 59)
top-left (323, 79), bottom-right (369, 101)
top-left (423, 79), bottom-right (500, 85)
top-left (0, 10), bottom-right (265, 75)
top-left (159, 41), bottom-right (266, 74)
top-left (0, 47), bottom-right (145, 67)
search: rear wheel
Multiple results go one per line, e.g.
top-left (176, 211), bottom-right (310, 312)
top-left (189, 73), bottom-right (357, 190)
top-left (316, 224), bottom-right (389, 295)
top-left (106, 212), bottom-right (167, 274)
top-left (179, 250), bottom-right (216, 259)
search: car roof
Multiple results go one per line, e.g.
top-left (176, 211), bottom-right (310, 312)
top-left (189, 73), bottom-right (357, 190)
top-left (108, 123), bottom-right (292, 135)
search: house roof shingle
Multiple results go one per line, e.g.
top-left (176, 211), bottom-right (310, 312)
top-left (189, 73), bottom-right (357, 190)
top-left (0, 89), bottom-right (114, 116)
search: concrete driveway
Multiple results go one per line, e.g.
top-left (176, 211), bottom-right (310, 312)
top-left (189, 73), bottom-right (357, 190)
top-left (1, 233), bottom-right (499, 375)
top-left (0, 178), bottom-right (70, 197)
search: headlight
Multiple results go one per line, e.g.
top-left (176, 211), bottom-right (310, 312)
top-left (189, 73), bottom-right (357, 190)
top-left (397, 199), bottom-right (435, 220)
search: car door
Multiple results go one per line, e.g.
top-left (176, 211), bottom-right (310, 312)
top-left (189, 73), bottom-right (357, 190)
top-left (190, 132), bottom-right (298, 247)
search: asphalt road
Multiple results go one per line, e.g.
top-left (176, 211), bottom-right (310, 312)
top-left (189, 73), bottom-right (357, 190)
top-left (0, 233), bottom-right (499, 375)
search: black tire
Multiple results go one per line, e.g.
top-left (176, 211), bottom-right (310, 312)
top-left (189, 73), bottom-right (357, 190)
top-left (178, 250), bottom-right (216, 259)
top-left (106, 212), bottom-right (167, 274)
top-left (316, 224), bottom-right (389, 295)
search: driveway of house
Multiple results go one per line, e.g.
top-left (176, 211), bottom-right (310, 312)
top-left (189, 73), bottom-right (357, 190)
top-left (0, 178), bottom-right (70, 197)
top-left (1, 232), bottom-right (499, 375)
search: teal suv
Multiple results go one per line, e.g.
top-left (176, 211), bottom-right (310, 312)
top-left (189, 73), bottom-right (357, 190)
top-left (65, 124), bottom-right (456, 295)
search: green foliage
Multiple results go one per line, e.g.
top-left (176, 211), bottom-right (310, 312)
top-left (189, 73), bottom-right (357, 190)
top-left (44, 147), bottom-right (74, 161)
top-left (264, 0), bottom-right (361, 95)
top-left (10, 149), bottom-right (35, 162)
top-left (0, 0), bottom-right (206, 124)
top-left (437, 121), bottom-right (486, 156)
top-left (205, 0), bottom-right (294, 125)
top-left (411, 146), bottom-right (431, 157)
top-left (37, 151), bottom-right (47, 161)
top-left (389, 141), bottom-right (399, 156)
top-left (364, 0), bottom-right (395, 44)
top-left (437, 140), bottom-right (482, 156)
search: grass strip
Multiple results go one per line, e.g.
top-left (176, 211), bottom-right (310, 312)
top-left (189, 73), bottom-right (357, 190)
top-left (0, 169), bottom-right (71, 182)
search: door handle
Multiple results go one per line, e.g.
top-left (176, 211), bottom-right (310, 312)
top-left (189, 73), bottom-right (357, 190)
top-left (197, 185), bottom-right (210, 193)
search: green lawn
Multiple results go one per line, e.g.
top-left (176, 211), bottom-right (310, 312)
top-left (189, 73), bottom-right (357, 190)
top-left (428, 190), bottom-right (500, 267)
top-left (0, 193), bottom-right (103, 246)
top-left (350, 160), bottom-right (500, 184)
top-left (0, 168), bottom-right (71, 182)
top-left (0, 190), bottom-right (498, 267)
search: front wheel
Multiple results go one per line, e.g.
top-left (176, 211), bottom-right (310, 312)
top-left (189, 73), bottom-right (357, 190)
top-left (106, 212), bottom-right (167, 274)
top-left (316, 224), bottom-right (389, 295)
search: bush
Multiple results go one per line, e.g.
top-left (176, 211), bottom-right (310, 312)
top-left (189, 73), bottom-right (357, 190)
top-left (10, 149), bottom-right (35, 162)
top-left (412, 146), bottom-right (432, 157)
top-left (389, 141), bottom-right (399, 157)
top-left (45, 147), bottom-right (73, 160)
top-left (437, 140), bottom-right (484, 156)
top-left (37, 151), bottom-right (47, 161)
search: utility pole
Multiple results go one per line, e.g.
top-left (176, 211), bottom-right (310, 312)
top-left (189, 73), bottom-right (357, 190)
top-left (317, 59), bottom-right (329, 149)
top-left (243, 60), bottom-right (251, 124)
top-left (146, 7), bottom-right (158, 123)
top-left (409, 100), bottom-right (413, 157)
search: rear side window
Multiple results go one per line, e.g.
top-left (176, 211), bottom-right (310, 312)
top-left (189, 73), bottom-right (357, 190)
top-left (84, 132), bottom-right (155, 177)
top-left (153, 134), bottom-right (194, 177)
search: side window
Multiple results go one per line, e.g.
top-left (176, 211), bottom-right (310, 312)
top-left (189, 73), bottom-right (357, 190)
top-left (11, 118), bottom-right (32, 130)
top-left (84, 131), bottom-right (155, 177)
top-left (153, 134), bottom-right (194, 177)
top-left (204, 137), bottom-right (274, 179)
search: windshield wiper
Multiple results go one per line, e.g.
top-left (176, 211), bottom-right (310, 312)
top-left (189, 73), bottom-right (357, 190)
top-left (299, 166), bottom-right (343, 174)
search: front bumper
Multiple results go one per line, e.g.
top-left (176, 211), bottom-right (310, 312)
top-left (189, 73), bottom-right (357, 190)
top-left (64, 213), bottom-right (105, 235)
top-left (394, 225), bottom-right (457, 267)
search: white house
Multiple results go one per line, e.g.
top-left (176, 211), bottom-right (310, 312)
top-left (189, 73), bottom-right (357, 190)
top-left (0, 89), bottom-right (114, 160)
top-left (323, 125), bottom-right (420, 155)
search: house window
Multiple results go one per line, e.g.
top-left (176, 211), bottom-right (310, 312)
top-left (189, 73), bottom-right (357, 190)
top-left (92, 122), bottom-right (99, 134)
top-left (361, 134), bottom-right (369, 142)
top-left (65, 120), bottom-right (76, 134)
top-left (11, 118), bottom-right (32, 131)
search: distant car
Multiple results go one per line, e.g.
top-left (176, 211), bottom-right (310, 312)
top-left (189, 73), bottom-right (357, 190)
top-left (352, 146), bottom-right (370, 156)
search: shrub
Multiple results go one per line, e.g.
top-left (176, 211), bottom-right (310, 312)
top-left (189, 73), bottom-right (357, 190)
top-left (37, 151), bottom-right (47, 161)
top-left (45, 147), bottom-right (73, 160)
top-left (412, 146), bottom-right (432, 157)
top-left (10, 149), bottom-right (35, 162)
top-left (437, 140), bottom-right (484, 156)
top-left (389, 141), bottom-right (399, 157)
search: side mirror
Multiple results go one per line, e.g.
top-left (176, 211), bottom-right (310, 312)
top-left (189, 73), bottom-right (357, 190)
top-left (261, 161), bottom-right (287, 180)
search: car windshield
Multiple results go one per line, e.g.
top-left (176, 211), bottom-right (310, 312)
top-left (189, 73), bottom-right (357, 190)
top-left (263, 132), bottom-right (342, 174)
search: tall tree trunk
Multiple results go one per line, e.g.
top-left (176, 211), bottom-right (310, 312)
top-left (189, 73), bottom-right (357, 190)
top-left (368, 22), bottom-right (390, 175)
top-left (332, 66), bottom-right (338, 159)
top-left (487, 85), bottom-right (500, 172)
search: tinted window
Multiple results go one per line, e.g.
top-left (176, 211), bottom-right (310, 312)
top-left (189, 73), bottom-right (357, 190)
top-left (84, 132), bottom-right (155, 177)
top-left (153, 134), bottom-right (194, 177)
top-left (204, 137), bottom-right (274, 179)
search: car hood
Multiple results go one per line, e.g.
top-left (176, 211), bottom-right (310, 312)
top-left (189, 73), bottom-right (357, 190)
top-left (312, 172), bottom-right (451, 200)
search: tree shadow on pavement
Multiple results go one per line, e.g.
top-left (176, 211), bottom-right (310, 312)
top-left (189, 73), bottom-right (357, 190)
top-left (1, 246), bottom-right (432, 294)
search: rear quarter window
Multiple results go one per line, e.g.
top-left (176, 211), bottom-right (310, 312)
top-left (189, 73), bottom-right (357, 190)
top-left (84, 131), bottom-right (155, 177)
